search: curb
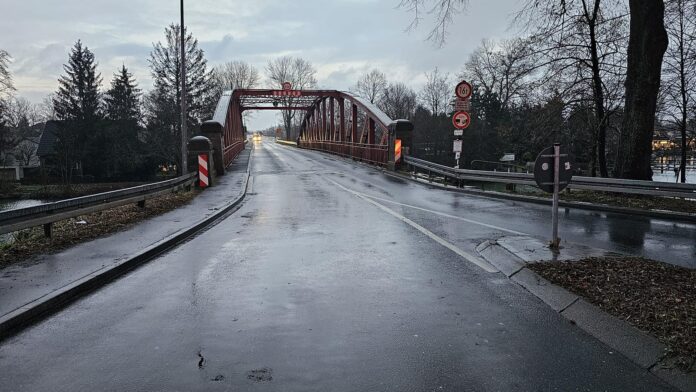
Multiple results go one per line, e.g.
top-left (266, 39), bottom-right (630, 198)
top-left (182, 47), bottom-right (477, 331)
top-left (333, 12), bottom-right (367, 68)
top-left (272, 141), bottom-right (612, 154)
top-left (0, 152), bottom-right (253, 341)
top-left (389, 170), bottom-right (696, 224)
top-left (477, 238), bottom-right (695, 392)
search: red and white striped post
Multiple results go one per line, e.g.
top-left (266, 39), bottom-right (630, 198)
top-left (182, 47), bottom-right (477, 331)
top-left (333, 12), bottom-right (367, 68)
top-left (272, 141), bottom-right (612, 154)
top-left (198, 154), bottom-right (209, 188)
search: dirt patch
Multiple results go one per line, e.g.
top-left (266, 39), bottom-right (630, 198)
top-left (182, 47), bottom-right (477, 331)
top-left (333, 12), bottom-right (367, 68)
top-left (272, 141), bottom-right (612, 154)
top-left (559, 190), bottom-right (696, 214)
top-left (247, 367), bottom-right (273, 382)
top-left (0, 189), bottom-right (199, 267)
top-left (529, 256), bottom-right (696, 371)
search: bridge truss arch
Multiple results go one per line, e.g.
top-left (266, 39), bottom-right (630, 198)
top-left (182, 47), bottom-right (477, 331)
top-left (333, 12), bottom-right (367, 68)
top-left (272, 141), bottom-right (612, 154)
top-left (202, 88), bottom-right (409, 174)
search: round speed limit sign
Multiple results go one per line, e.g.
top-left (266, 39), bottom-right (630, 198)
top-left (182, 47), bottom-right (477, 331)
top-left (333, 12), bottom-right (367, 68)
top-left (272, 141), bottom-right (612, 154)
top-left (455, 80), bottom-right (473, 100)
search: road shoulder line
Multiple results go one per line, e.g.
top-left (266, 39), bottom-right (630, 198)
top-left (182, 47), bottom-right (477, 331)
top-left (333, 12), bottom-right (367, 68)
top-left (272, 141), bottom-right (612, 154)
top-left (327, 177), bottom-right (498, 273)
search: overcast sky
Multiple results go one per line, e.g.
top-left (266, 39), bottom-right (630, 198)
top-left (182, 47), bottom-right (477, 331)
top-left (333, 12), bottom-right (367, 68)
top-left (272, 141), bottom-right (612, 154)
top-left (1, 0), bottom-right (521, 129)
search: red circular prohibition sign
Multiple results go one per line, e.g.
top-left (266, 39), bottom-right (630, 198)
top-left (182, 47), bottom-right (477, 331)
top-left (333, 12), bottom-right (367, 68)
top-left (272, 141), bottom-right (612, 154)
top-left (452, 111), bottom-right (471, 129)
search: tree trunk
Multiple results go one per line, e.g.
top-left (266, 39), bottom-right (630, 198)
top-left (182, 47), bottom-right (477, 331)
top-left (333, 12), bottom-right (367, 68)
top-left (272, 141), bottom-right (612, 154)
top-left (614, 0), bottom-right (668, 180)
top-left (586, 0), bottom-right (609, 177)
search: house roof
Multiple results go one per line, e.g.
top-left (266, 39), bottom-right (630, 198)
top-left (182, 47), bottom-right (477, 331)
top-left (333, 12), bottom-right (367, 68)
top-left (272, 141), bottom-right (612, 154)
top-left (36, 121), bottom-right (61, 157)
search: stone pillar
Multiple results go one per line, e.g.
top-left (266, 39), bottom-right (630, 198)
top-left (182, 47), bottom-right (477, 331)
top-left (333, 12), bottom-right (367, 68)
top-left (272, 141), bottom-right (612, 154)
top-left (201, 120), bottom-right (225, 176)
top-left (387, 119), bottom-right (414, 171)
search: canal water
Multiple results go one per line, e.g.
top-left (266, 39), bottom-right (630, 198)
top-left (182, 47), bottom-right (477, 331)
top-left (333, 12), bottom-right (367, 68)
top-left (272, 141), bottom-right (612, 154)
top-left (0, 199), bottom-right (46, 212)
top-left (652, 170), bottom-right (696, 184)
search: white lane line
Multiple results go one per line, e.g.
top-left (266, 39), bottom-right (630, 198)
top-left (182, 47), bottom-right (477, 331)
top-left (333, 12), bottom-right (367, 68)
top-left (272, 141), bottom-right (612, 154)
top-left (352, 192), bottom-right (529, 236)
top-left (327, 178), bottom-right (498, 273)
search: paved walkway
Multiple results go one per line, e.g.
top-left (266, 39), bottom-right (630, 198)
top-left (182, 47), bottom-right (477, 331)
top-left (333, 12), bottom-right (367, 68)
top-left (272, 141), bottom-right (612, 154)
top-left (0, 148), bottom-right (250, 319)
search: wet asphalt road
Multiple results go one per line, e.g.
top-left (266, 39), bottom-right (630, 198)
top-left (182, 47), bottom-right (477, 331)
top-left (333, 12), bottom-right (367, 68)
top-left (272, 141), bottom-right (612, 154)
top-left (0, 140), bottom-right (688, 391)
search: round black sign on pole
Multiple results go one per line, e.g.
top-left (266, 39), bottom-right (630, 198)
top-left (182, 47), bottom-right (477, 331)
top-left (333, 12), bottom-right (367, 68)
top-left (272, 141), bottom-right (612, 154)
top-left (533, 145), bottom-right (575, 193)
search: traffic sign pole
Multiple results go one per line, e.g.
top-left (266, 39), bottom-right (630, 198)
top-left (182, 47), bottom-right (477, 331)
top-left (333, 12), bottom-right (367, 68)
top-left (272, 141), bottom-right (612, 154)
top-left (551, 143), bottom-right (560, 249)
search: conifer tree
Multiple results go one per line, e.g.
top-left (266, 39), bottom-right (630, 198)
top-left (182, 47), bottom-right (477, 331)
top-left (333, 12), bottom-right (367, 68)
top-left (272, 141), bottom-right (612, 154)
top-left (52, 41), bottom-right (102, 183)
top-left (105, 65), bottom-right (141, 123)
top-left (101, 65), bottom-right (143, 178)
top-left (145, 24), bottom-right (215, 173)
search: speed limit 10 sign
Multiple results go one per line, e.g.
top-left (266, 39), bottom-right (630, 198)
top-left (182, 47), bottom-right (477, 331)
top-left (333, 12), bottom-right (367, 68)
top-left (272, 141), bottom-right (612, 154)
top-left (455, 80), bottom-right (473, 100)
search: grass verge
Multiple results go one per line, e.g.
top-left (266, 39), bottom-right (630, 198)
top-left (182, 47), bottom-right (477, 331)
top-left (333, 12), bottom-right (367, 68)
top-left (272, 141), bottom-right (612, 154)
top-left (529, 256), bottom-right (695, 371)
top-left (0, 189), bottom-right (199, 267)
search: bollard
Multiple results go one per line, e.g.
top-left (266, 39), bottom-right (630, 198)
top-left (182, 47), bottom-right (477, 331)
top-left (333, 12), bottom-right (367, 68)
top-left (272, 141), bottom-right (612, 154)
top-left (188, 136), bottom-right (215, 188)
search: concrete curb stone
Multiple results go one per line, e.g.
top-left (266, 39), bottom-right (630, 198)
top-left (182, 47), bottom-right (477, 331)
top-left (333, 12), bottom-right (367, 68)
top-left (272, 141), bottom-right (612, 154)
top-left (511, 268), bottom-right (579, 312)
top-left (476, 237), bottom-right (693, 392)
top-left (560, 299), bottom-right (667, 369)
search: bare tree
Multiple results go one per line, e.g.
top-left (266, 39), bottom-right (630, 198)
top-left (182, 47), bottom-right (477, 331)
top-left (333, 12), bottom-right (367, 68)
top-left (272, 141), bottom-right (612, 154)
top-left (354, 70), bottom-right (388, 104)
top-left (39, 93), bottom-right (58, 122)
top-left (399, 0), bottom-right (470, 46)
top-left (461, 38), bottom-right (538, 110)
top-left (0, 50), bottom-right (13, 98)
top-left (213, 61), bottom-right (260, 91)
top-left (266, 56), bottom-right (317, 140)
top-left (0, 50), bottom-right (16, 167)
top-left (661, 0), bottom-right (696, 183)
top-left (516, 0), bottom-right (628, 177)
top-left (419, 67), bottom-right (450, 115)
top-left (5, 97), bottom-right (42, 129)
top-left (380, 82), bottom-right (418, 120)
top-left (399, 0), bottom-right (668, 180)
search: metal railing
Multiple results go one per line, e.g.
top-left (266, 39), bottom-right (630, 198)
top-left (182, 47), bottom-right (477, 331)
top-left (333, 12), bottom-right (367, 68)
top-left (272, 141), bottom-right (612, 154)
top-left (0, 173), bottom-right (197, 236)
top-left (404, 156), bottom-right (696, 199)
top-left (301, 140), bottom-right (389, 166)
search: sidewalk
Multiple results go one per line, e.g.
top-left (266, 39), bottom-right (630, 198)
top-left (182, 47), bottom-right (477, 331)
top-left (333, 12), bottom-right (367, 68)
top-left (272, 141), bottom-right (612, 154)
top-left (0, 148), bottom-right (250, 320)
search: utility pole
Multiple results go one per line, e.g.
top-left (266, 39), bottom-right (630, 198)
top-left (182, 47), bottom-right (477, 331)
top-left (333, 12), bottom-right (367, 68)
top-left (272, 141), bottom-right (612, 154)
top-left (180, 0), bottom-right (188, 174)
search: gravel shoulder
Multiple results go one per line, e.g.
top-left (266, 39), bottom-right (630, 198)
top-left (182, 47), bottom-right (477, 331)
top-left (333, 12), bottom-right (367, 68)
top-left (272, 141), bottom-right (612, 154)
top-left (528, 256), bottom-right (696, 372)
top-left (0, 189), bottom-right (199, 267)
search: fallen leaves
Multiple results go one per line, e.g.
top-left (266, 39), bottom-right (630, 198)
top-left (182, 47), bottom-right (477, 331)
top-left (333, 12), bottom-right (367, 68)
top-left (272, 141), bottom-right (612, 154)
top-left (529, 256), bottom-right (696, 372)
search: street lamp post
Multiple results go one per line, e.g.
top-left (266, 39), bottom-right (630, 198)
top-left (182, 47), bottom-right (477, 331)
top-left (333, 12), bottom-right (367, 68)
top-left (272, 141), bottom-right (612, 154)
top-left (180, 0), bottom-right (188, 175)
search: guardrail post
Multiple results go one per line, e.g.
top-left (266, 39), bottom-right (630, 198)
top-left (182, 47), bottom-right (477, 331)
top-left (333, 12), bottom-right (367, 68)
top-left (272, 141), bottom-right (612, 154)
top-left (188, 136), bottom-right (215, 188)
top-left (201, 120), bottom-right (225, 176)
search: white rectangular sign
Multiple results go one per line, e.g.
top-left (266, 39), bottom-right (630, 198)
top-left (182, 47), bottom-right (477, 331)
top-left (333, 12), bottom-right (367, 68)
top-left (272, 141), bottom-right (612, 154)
top-left (453, 140), bottom-right (462, 153)
top-left (454, 129), bottom-right (464, 136)
top-left (455, 152), bottom-right (461, 160)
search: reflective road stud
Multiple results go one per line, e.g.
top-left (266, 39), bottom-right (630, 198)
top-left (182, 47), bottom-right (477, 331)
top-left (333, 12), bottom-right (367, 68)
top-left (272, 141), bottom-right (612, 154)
top-left (198, 154), bottom-right (209, 188)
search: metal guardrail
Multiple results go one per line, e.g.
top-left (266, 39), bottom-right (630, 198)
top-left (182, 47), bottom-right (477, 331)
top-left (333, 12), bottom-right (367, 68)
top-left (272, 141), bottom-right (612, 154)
top-left (404, 156), bottom-right (696, 199)
top-left (276, 139), bottom-right (298, 146)
top-left (0, 173), bottom-right (197, 236)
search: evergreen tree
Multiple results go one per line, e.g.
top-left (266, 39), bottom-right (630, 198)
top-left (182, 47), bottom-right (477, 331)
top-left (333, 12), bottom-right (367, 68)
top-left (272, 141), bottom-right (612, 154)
top-left (105, 65), bottom-right (141, 122)
top-left (54, 40), bottom-right (102, 123)
top-left (52, 40), bottom-right (102, 183)
top-left (145, 24), bottom-right (215, 173)
top-left (101, 65), bottom-right (143, 178)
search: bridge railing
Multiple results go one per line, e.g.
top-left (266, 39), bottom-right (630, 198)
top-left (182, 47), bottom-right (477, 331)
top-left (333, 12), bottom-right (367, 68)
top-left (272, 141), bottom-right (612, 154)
top-left (301, 141), bottom-right (389, 166)
top-left (404, 155), bottom-right (696, 199)
top-left (0, 173), bottom-right (197, 236)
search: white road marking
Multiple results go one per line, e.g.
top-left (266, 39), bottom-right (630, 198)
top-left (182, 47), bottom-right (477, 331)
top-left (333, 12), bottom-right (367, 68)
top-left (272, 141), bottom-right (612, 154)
top-left (327, 178), bottom-right (499, 273)
top-left (353, 192), bottom-right (528, 236)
